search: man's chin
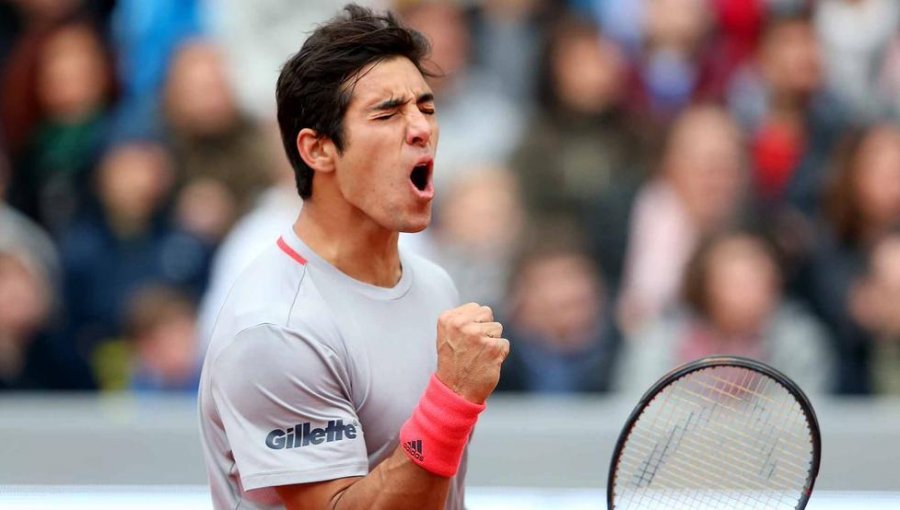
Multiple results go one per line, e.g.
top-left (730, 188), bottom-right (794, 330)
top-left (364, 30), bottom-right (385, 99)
top-left (399, 221), bottom-right (430, 234)
top-left (398, 213), bottom-right (432, 234)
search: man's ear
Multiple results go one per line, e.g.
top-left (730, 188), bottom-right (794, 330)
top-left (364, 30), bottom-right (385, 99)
top-left (297, 128), bottom-right (337, 173)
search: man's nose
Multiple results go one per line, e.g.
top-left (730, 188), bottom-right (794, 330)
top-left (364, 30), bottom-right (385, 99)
top-left (406, 109), bottom-right (433, 146)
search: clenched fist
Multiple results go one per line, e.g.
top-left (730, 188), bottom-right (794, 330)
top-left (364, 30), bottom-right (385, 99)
top-left (434, 303), bottom-right (510, 404)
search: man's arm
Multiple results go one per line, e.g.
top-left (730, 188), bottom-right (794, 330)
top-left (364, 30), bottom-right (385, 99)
top-left (275, 446), bottom-right (450, 510)
top-left (275, 302), bottom-right (509, 510)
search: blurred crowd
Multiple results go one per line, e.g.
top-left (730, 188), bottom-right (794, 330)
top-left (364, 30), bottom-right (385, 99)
top-left (1, 0), bottom-right (900, 396)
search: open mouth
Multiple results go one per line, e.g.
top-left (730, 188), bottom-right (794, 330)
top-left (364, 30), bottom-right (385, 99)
top-left (411, 163), bottom-right (431, 192)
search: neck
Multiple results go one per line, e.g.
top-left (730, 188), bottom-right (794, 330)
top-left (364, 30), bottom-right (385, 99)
top-left (294, 199), bottom-right (402, 288)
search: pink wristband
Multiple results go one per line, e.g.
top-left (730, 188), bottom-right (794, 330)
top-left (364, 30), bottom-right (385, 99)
top-left (399, 374), bottom-right (486, 477)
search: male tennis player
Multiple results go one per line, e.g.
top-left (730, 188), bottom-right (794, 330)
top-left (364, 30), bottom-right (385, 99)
top-left (198, 5), bottom-right (509, 510)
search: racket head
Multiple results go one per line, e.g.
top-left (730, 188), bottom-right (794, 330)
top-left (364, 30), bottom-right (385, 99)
top-left (607, 355), bottom-right (821, 510)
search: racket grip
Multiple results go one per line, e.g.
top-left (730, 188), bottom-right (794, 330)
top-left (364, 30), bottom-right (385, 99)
top-left (399, 374), bottom-right (485, 477)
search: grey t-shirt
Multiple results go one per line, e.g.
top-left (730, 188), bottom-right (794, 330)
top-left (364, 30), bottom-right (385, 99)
top-left (198, 227), bottom-right (464, 509)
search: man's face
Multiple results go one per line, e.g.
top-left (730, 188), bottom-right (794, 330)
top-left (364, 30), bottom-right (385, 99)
top-left (331, 56), bottom-right (438, 233)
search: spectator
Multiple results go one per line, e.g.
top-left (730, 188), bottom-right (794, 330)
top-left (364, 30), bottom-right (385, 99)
top-left (511, 16), bottom-right (646, 290)
top-left (109, 0), bottom-right (204, 128)
top-left (805, 124), bottom-right (900, 393)
top-left (58, 140), bottom-right (211, 384)
top-left (0, 151), bottom-right (93, 390)
top-left (0, 249), bottom-right (94, 390)
top-left (0, 0), bottom-right (113, 83)
top-left (0, 250), bottom-right (51, 389)
top-left (617, 228), bottom-right (833, 394)
top-left (853, 228), bottom-right (900, 394)
top-left (2, 19), bottom-right (116, 234)
top-left (163, 40), bottom-right (274, 242)
top-left (617, 104), bottom-right (746, 334)
top-left (728, 9), bottom-right (845, 216)
top-left (497, 226), bottom-right (620, 394)
top-left (126, 285), bottom-right (200, 392)
top-left (0, 149), bottom-right (59, 282)
top-left (624, 0), bottom-right (720, 125)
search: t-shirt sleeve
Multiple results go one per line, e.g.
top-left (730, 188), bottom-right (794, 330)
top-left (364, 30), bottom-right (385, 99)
top-left (210, 322), bottom-right (368, 491)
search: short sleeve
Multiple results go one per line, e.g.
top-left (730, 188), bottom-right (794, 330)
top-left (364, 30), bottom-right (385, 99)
top-left (210, 323), bottom-right (368, 490)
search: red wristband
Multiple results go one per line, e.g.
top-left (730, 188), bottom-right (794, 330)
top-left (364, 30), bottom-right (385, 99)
top-left (399, 375), bottom-right (486, 477)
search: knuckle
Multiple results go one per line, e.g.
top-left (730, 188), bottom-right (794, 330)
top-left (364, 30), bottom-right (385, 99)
top-left (453, 315), bottom-right (470, 330)
top-left (497, 339), bottom-right (511, 360)
top-left (462, 322), bottom-right (482, 337)
top-left (494, 338), bottom-right (509, 357)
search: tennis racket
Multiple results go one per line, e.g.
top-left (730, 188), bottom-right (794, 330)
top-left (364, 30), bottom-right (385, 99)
top-left (608, 356), bottom-right (821, 509)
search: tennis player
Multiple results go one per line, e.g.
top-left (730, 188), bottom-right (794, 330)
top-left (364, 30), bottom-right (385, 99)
top-left (198, 5), bottom-right (509, 510)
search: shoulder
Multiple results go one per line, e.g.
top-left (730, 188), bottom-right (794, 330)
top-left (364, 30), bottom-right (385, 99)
top-left (212, 321), bottom-right (344, 384)
top-left (208, 242), bottom-right (342, 356)
top-left (402, 248), bottom-right (458, 301)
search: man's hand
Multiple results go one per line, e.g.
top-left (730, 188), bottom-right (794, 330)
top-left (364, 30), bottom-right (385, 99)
top-left (435, 302), bottom-right (510, 404)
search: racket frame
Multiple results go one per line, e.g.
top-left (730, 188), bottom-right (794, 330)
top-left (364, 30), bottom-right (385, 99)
top-left (606, 355), bottom-right (822, 509)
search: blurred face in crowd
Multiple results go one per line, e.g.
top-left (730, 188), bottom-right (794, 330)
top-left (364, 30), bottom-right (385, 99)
top-left (438, 167), bottom-right (523, 256)
top-left (97, 144), bottom-right (174, 232)
top-left (760, 19), bottom-right (822, 97)
top-left (136, 304), bottom-right (198, 387)
top-left (703, 235), bottom-right (780, 337)
top-left (401, 0), bottom-right (469, 91)
top-left (513, 251), bottom-right (604, 351)
top-left (0, 253), bottom-right (50, 340)
top-left (37, 24), bottom-right (110, 121)
top-left (552, 30), bottom-right (626, 115)
top-left (165, 41), bottom-right (238, 137)
top-left (174, 177), bottom-right (237, 242)
top-left (852, 126), bottom-right (900, 233)
top-left (644, 0), bottom-right (710, 52)
top-left (665, 107), bottom-right (745, 229)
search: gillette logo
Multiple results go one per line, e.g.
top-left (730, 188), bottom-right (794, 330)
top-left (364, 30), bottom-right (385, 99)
top-left (265, 420), bottom-right (358, 450)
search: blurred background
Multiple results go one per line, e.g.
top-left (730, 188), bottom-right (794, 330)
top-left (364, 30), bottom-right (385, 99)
top-left (1, 0), bottom-right (900, 502)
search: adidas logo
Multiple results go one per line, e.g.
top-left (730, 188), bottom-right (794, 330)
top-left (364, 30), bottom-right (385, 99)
top-left (403, 439), bottom-right (424, 462)
top-left (265, 420), bottom-right (358, 450)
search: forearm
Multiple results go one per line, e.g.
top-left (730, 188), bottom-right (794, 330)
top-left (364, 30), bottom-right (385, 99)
top-left (277, 445), bottom-right (452, 510)
top-left (331, 447), bottom-right (452, 510)
top-left (332, 374), bottom-right (483, 509)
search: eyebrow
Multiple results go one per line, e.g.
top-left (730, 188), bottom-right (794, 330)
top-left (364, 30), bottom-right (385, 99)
top-left (369, 93), bottom-right (435, 112)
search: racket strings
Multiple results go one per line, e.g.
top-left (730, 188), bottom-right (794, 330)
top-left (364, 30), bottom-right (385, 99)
top-left (613, 366), bottom-right (815, 509)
